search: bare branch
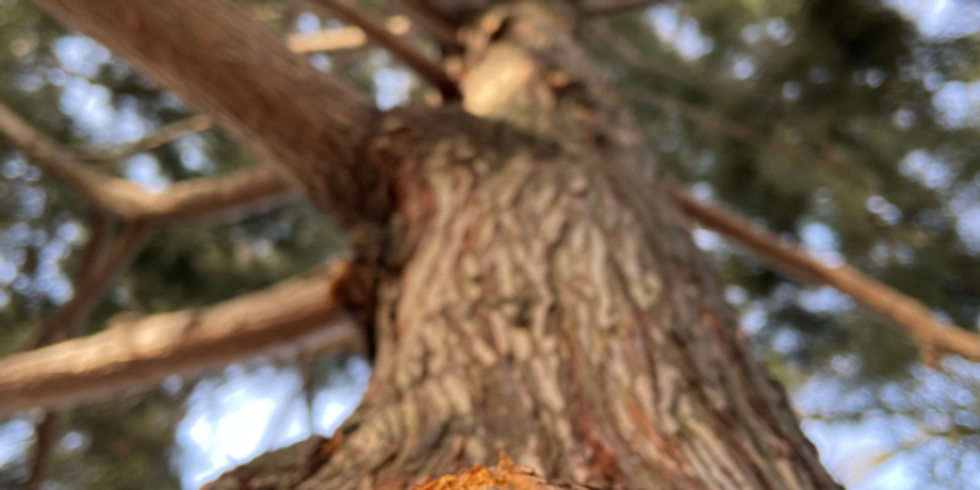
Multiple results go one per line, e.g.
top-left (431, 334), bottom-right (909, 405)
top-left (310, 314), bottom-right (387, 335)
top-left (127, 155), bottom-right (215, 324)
top-left (32, 221), bottom-right (156, 348)
top-left (0, 263), bottom-right (366, 416)
top-left (31, 0), bottom-right (379, 227)
top-left (144, 166), bottom-right (296, 225)
top-left (287, 15), bottom-right (411, 53)
top-left (0, 103), bottom-right (295, 225)
top-left (312, 0), bottom-right (461, 101)
top-left (584, 0), bottom-right (665, 18)
top-left (588, 22), bottom-right (779, 104)
top-left (629, 90), bottom-right (866, 184)
top-left (590, 23), bottom-right (878, 188)
top-left (24, 412), bottom-right (57, 490)
top-left (32, 213), bottom-right (117, 348)
top-left (81, 115), bottom-right (213, 163)
top-left (670, 185), bottom-right (980, 363)
top-left (23, 214), bottom-right (129, 490)
top-left (389, 0), bottom-right (460, 50)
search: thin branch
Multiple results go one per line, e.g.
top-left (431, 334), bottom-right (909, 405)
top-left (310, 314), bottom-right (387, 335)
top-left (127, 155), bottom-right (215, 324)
top-left (31, 213), bottom-right (117, 347)
top-left (588, 22), bottom-right (779, 104)
top-left (24, 214), bottom-right (127, 490)
top-left (80, 115), bottom-right (213, 163)
top-left (629, 90), bottom-right (865, 184)
top-left (32, 221), bottom-right (156, 348)
top-left (0, 103), bottom-right (294, 225)
top-left (311, 0), bottom-right (461, 101)
top-left (590, 23), bottom-right (878, 188)
top-left (389, 0), bottom-right (460, 50)
top-left (287, 15), bottom-right (412, 53)
top-left (583, 0), bottom-right (665, 18)
top-left (24, 411), bottom-right (57, 490)
top-left (669, 186), bottom-right (980, 363)
top-left (0, 262), bottom-right (366, 416)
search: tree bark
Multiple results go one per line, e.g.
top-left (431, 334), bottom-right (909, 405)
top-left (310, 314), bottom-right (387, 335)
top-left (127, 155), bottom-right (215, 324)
top-left (203, 5), bottom-right (838, 490)
top-left (26, 1), bottom-right (841, 489)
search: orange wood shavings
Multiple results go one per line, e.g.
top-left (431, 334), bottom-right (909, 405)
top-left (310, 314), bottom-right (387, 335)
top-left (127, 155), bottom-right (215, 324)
top-left (411, 453), bottom-right (547, 490)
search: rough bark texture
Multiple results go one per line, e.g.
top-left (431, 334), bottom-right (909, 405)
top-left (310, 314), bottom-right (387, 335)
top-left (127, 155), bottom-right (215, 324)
top-left (204, 5), bottom-right (838, 490)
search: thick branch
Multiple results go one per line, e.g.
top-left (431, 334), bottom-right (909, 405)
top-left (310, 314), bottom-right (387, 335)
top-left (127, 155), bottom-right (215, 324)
top-left (670, 186), bottom-right (980, 362)
top-left (0, 103), bottom-right (294, 225)
top-left (287, 15), bottom-right (411, 53)
top-left (31, 0), bottom-right (380, 227)
top-left (312, 0), bottom-right (461, 101)
top-left (0, 264), bottom-right (365, 416)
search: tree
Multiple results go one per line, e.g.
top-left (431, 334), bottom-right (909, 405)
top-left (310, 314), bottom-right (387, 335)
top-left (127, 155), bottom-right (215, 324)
top-left (2, 0), bottom-right (980, 489)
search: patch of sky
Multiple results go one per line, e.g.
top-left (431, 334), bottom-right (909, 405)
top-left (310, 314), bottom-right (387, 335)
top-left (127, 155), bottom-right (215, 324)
top-left (295, 12), bottom-right (321, 34)
top-left (124, 154), bottom-right (171, 193)
top-left (886, 0), bottom-right (980, 40)
top-left (732, 53), bottom-right (757, 80)
top-left (866, 196), bottom-right (903, 226)
top-left (799, 220), bottom-right (843, 266)
top-left (52, 36), bottom-right (111, 79)
top-left (899, 149), bottom-right (957, 191)
top-left (175, 357), bottom-right (370, 490)
top-left (59, 77), bottom-right (116, 144)
top-left (931, 80), bottom-right (980, 128)
top-left (798, 286), bottom-right (855, 314)
top-left (645, 5), bottom-right (714, 61)
top-left (176, 133), bottom-right (215, 175)
top-left (374, 67), bottom-right (413, 110)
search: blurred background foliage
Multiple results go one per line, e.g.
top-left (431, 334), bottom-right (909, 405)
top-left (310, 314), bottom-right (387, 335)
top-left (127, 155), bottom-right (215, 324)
top-left (1, 0), bottom-right (980, 488)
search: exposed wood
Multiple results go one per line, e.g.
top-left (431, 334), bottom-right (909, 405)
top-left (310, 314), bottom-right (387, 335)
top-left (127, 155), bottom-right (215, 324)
top-left (671, 185), bottom-right (980, 362)
top-left (412, 454), bottom-right (597, 490)
top-left (286, 15), bottom-right (412, 53)
top-left (0, 103), bottom-right (295, 225)
top-left (30, 0), bottom-right (381, 228)
top-left (312, 0), bottom-right (461, 101)
top-left (0, 263), bottom-right (365, 416)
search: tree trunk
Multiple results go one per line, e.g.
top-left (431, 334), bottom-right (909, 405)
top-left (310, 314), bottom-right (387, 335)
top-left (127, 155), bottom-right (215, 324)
top-left (27, 1), bottom-right (840, 489)
top-left (203, 5), bottom-right (838, 490)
